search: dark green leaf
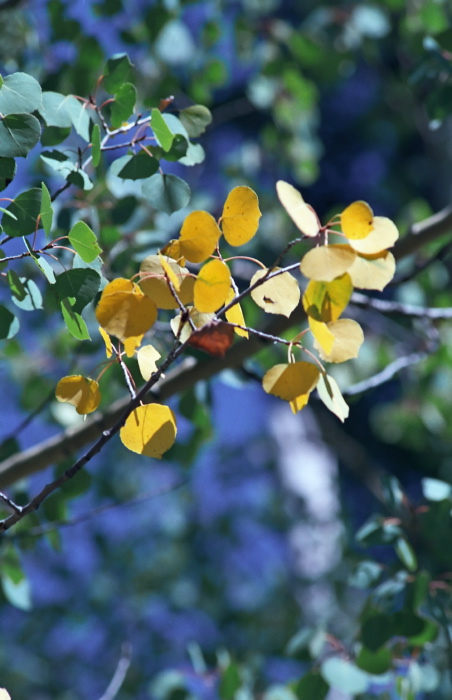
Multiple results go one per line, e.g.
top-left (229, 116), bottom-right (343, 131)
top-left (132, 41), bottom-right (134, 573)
top-left (406, 570), bottom-right (431, 611)
top-left (91, 123), bottom-right (101, 167)
top-left (40, 182), bottom-right (53, 236)
top-left (0, 157), bottom-right (16, 190)
top-left (0, 113), bottom-right (41, 157)
top-left (2, 188), bottom-right (41, 237)
top-left (1, 544), bottom-right (25, 584)
top-left (219, 663), bottom-right (241, 700)
top-left (7, 269), bottom-right (26, 301)
top-left (0, 305), bottom-right (19, 339)
top-left (151, 108), bottom-right (175, 151)
top-left (293, 672), bottom-right (329, 699)
top-left (362, 614), bottom-right (394, 651)
top-left (110, 82), bottom-right (136, 128)
top-left (41, 149), bottom-right (75, 176)
top-left (0, 72), bottom-right (42, 115)
top-left (60, 298), bottom-right (90, 340)
top-left (142, 173), bottom-right (191, 214)
top-left (356, 646), bottom-right (392, 675)
top-left (408, 618), bottom-right (439, 646)
top-left (67, 170), bottom-right (94, 191)
top-left (118, 151), bottom-right (159, 179)
top-left (68, 221), bottom-right (102, 263)
top-left (10, 277), bottom-right (43, 311)
top-left (41, 125), bottom-right (71, 147)
top-left (54, 269), bottom-right (101, 313)
top-left (393, 611), bottom-right (426, 638)
top-left (179, 104), bottom-right (212, 137)
top-left (103, 53), bottom-right (133, 93)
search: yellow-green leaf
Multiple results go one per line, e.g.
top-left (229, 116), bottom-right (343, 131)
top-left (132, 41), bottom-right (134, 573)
top-left (120, 404), bottom-right (177, 458)
top-left (225, 288), bottom-right (248, 338)
top-left (194, 259), bottom-right (231, 313)
top-left (55, 375), bottom-right (101, 415)
top-left (221, 186), bottom-right (261, 246)
top-left (300, 244), bottom-right (356, 282)
top-left (314, 318), bottom-right (364, 363)
top-left (309, 317), bottom-right (335, 355)
top-left (341, 201), bottom-right (373, 240)
top-left (96, 278), bottom-right (157, 340)
top-left (170, 307), bottom-right (215, 343)
top-left (348, 250), bottom-right (396, 291)
top-left (250, 268), bottom-right (300, 317)
top-left (317, 373), bottom-right (349, 422)
top-left (262, 361), bottom-right (320, 401)
top-left (178, 210), bottom-right (221, 263)
top-left (276, 180), bottom-right (319, 237)
top-left (140, 254), bottom-right (194, 309)
top-left (137, 344), bottom-right (161, 381)
top-left (347, 216), bottom-right (399, 255)
top-left (303, 274), bottom-right (353, 322)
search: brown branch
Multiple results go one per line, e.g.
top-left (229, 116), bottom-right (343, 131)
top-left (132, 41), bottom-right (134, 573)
top-left (393, 205), bottom-right (452, 260)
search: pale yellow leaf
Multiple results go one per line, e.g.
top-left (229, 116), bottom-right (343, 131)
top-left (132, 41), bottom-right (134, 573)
top-left (159, 252), bottom-right (180, 291)
top-left (262, 361), bottom-right (320, 401)
top-left (300, 244), bottom-right (356, 282)
top-left (250, 268), bottom-right (300, 317)
top-left (348, 216), bottom-right (399, 254)
top-left (315, 318), bottom-right (364, 363)
top-left (179, 210), bottom-right (221, 263)
top-left (347, 250), bottom-right (396, 291)
top-left (276, 180), bottom-right (319, 237)
top-left (225, 288), bottom-right (248, 338)
top-left (170, 307), bottom-right (215, 343)
top-left (99, 326), bottom-right (113, 357)
top-left (0, 690), bottom-right (11, 700)
top-left (137, 344), bottom-right (161, 381)
top-left (56, 375), bottom-right (101, 415)
top-left (140, 255), bottom-right (194, 309)
top-left (120, 404), bottom-right (177, 458)
top-left (302, 274), bottom-right (353, 322)
top-left (123, 334), bottom-right (143, 357)
top-left (221, 186), bottom-right (261, 246)
top-left (316, 373), bottom-right (349, 422)
top-left (309, 317), bottom-right (335, 355)
top-left (194, 259), bottom-right (231, 313)
top-left (341, 201), bottom-right (373, 240)
top-left (96, 278), bottom-right (157, 341)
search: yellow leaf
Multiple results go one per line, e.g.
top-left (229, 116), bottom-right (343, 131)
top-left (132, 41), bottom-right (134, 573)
top-left (276, 180), bottom-right (319, 237)
top-left (99, 326), bottom-right (113, 357)
top-left (250, 268), bottom-right (300, 317)
top-left (159, 252), bottom-right (180, 291)
top-left (302, 274), bottom-right (353, 322)
top-left (347, 216), bottom-right (399, 255)
top-left (55, 375), bottom-right (101, 415)
top-left (194, 259), bottom-right (231, 313)
top-left (123, 334), bottom-right (144, 358)
top-left (290, 394), bottom-right (310, 414)
top-left (170, 307), bottom-right (215, 343)
top-left (309, 317), bottom-right (335, 355)
top-left (96, 278), bottom-right (157, 341)
top-left (225, 288), bottom-right (248, 338)
top-left (120, 404), bottom-right (177, 458)
top-left (317, 373), bottom-right (349, 422)
top-left (300, 244), bottom-right (356, 282)
top-left (262, 361), bottom-right (320, 401)
top-left (137, 344), bottom-right (161, 381)
top-left (221, 186), bottom-right (261, 246)
top-left (341, 201), bottom-right (374, 240)
top-left (140, 255), bottom-right (194, 310)
top-left (314, 318), bottom-right (364, 363)
top-left (161, 238), bottom-right (184, 264)
top-left (179, 211), bottom-right (221, 263)
top-left (348, 250), bottom-right (396, 291)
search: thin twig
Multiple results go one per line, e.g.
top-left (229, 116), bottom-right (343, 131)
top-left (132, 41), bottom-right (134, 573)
top-left (343, 351), bottom-right (428, 396)
top-left (97, 643), bottom-right (132, 700)
top-left (351, 291), bottom-right (452, 319)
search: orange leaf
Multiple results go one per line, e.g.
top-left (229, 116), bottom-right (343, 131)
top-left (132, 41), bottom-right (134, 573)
top-left (187, 319), bottom-right (234, 357)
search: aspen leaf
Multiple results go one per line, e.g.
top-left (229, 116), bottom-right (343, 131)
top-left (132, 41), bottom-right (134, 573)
top-left (309, 317), bottom-right (335, 355)
top-left (315, 318), bottom-right (364, 363)
top-left (99, 327), bottom-right (113, 357)
top-left (276, 180), bottom-right (319, 237)
top-left (303, 274), bottom-right (353, 322)
top-left (140, 255), bottom-right (194, 310)
top-left (341, 201), bottom-right (374, 240)
top-left (96, 278), bottom-right (157, 341)
top-left (56, 375), bottom-right (101, 415)
top-left (187, 319), bottom-right (234, 357)
top-left (300, 244), bottom-right (356, 282)
top-left (348, 216), bottom-right (399, 255)
top-left (250, 268), bottom-right (300, 317)
top-left (123, 334), bottom-right (144, 358)
top-left (159, 252), bottom-right (180, 291)
top-left (137, 344), bottom-right (161, 381)
top-left (194, 259), bottom-right (231, 313)
top-left (225, 288), bottom-right (248, 338)
top-left (289, 393), bottom-right (310, 414)
top-left (170, 307), bottom-right (215, 343)
top-left (120, 404), bottom-right (177, 458)
top-left (317, 373), bottom-right (349, 422)
top-left (221, 186), bottom-right (261, 246)
top-left (178, 210), bottom-right (221, 263)
top-left (161, 238), bottom-right (184, 264)
top-left (348, 250), bottom-right (396, 291)
top-left (262, 362), bottom-right (320, 401)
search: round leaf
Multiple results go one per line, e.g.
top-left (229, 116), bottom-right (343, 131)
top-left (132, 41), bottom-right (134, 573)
top-left (300, 244), bottom-right (356, 282)
top-left (140, 254), bottom-right (194, 309)
top-left (341, 201), bottom-right (374, 240)
top-left (276, 180), bottom-right (319, 237)
top-left (250, 268), bottom-right (300, 317)
top-left (0, 72), bottom-right (42, 115)
top-left (348, 216), bottom-right (399, 254)
top-left (137, 345), bottom-right (161, 381)
top-left (263, 362), bottom-right (320, 401)
top-left (120, 404), bottom-right (177, 458)
top-left (308, 317), bottom-right (335, 355)
top-left (348, 250), bottom-right (396, 290)
top-left (96, 278), bottom-right (157, 341)
top-left (68, 221), bottom-right (102, 263)
top-left (55, 375), bottom-right (101, 415)
top-left (178, 210), bottom-right (221, 263)
top-left (142, 173), bottom-right (191, 214)
top-left (302, 274), bottom-right (353, 322)
top-left (314, 318), bottom-right (364, 363)
top-left (194, 259), bottom-right (231, 313)
top-left (2, 188), bottom-right (41, 237)
top-left (221, 186), bottom-right (261, 246)
top-left (0, 113), bottom-right (41, 158)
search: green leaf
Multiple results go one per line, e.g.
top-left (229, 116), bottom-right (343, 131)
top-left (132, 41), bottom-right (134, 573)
top-left (68, 221), bottom-right (102, 263)
top-left (293, 672), bottom-right (329, 699)
top-left (10, 277), bottom-right (43, 311)
top-left (60, 298), bottom-right (90, 340)
top-left (395, 537), bottom-right (418, 572)
top-left (0, 157), bottom-right (16, 190)
top-left (54, 269), bottom-right (101, 313)
top-left (321, 657), bottom-right (368, 695)
top-left (91, 123), bottom-right (101, 167)
top-left (0, 72), bottom-right (42, 115)
top-left (362, 614), bottom-right (394, 651)
top-left (66, 169), bottom-right (93, 191)
top-left (103, 53), bottom-right (133, 93)
top-left (142, 173), bottom-right (191, 214)
top-left (2, 188), bottom-right (41, 237)
top-left (180, 142), bottom-right (205, 166)
top-left (40, 182), bottom-right (53, 236)
top-left (179, 104), bottom-right (213, 137)
top-left (0, 113), bottom-right (41, 157)
top-left (41, 125), bottom-right (71, 147)
top-left (39, 92), bottom-right (90, 141)
top-left (0, 305), bottom-right (19, 339)
top-left (118, 151), bottom-right (159, 180)
top-left (110, 82), bottom-right (136, 128)
top-left (29, 253), bottom-right (56, 284)
top-left (356, 646), bottom-right (392, 675)
top-left (151, 108), bottom-right (174, 151)
top-left (7, 269), bottom-right (26, 300)
top-left (219, 663), bottom-right (241, 700)
top-left (393, 611), bottom-right (425, 639)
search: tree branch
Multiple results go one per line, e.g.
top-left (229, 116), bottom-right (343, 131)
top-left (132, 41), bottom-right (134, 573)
top-left (393, 205), bottom-right (452, 260)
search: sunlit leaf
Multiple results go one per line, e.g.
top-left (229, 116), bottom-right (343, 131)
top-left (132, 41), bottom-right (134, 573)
top-left (300, 244), bottom-right (356, 282)
top-left (263, 362), bottom-right (320, 402)
top-left (225, 288), bottom-right (248, 338)
top-left (309, 317), bottom-right (335, 355)
top-left (194, 259), bottom-right (231, 313)
top-left (103, 53), bottom-right (133, 93)
top-left (178, 210), bottom-right (221, 263)
top-left (96, 277), bottom-right (157, 341)
top-left (151, 107), bottom-right (174, 151)
top-left (68, 221), bottom-right (102, 263)
top-left (221, 186), bottom-right (261, 246)
top-left (120, 404), bottom-right (177, 458)
top-left (140, 254), bottom-right (194, 309)
top-left (137, 344), bottom-right (161, 381)
top-left (341, 201), bottom-right (374, 240)
top-left (160, 238), bottom-right (184, 263)
top-left (60, 298), bottom-right (90, 340)
top-left (276, 180), bottom-right (319, 237)
top-left (110, 82), bottom-right (136, 128)
top-left (123, 334), bottom-right (143, 358)
top-left (348, 250), bottom-right (396, 290)
top-left (170, 307), bottom-right (215, 343)
top-left (348, 217), bottom-right (399, 255)
top-left (99, 327), bottom-right (113, 357)
top-left (303, 274), bottom-right (353, 322)
top-left (159, 252), bottom-right (181, 292)
top-left (316, 373), bottom-right (349, 422)
top-left (314, 319), bottom-right (364, 363)
top-left (250, 268), bottom-right (300, 317)
top-left (55, 375), bottom-right (101, 415)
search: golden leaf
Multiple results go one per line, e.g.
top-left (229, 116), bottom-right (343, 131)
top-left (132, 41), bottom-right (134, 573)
top-left (341, 201), bottom-right (374, 240)
top-left (262, 361), bottom-right (320, 401)
top-left (96, 278), bottom-right (157, 341)
top-left (178, 211), bottom-right (221, 263)
top-left (348, 250), bottom-right (396, 291)
top-left (314, 318), bottom-right (364, 363)
top-left (225, 288), bottom-right (248, 338)
top-left (99, 326), bottom-right (113, 357)
top-left (276, 180), bottom-right (319, 237)
top-left (120, 404), bottom-right (177, 458)
top-left (300, 244), bottom-right (356, 282)
top-left (194, 259), bottom-right (231, 313)
top-left (309, 317), bottom-right (335, 355)
top-left (302, 274), bottom-right (353, 322)
top-left (221, 186), bottom-right (261, 246)
top-left (347, 216), bottom-right (399, 255)
top-left (55, 375), bottom-right (101, 415)
top-left (140, 254), bottom-right (194, 309)
top-left (250, 268), bottom-right (300, 317)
